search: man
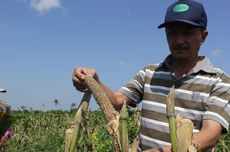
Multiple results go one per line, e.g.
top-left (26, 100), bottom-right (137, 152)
top-left (72, 0), bottom-right (230, 151)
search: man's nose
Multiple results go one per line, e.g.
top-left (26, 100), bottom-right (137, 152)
top-left (174, 34), bottom-right (185, 44)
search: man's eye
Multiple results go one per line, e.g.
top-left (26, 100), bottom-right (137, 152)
top-left (184, 31), bottom-right (194, 35)
top-left (166, 30), bottom-right (175, 35)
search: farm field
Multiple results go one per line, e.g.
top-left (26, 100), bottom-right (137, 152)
top-left (3, 109), bottom-right (230, 152)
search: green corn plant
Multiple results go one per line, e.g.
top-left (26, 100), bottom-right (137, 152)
top-left (166, 86), bottom-right (177, 152)
top-left (120, 101), bottom-right (128, 152)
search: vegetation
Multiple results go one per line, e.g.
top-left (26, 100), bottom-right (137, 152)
top-left (3, 109), bottom-right (139, 152)
top-left (2, 109), bottom-right (230, 152)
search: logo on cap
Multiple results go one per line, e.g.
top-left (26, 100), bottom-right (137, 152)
top-left (173, 4), bottom-right (189, 12)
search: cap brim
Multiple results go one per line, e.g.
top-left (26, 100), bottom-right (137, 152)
top-left (158, 20), bottom-right (204, 29)
top-left (0, 88), bottom-right (7, 93)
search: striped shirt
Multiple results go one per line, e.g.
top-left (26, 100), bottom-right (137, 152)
top-left (118, 55), bottom-right (230, 151)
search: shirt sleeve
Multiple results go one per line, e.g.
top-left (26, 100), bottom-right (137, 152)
top-left (118, 66), bottom-right (147, 105)
top-left (203, 73), bottom-right (230, 133)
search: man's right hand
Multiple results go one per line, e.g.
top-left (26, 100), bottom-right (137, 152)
top-left (72, 67), bottom-right (99, 92)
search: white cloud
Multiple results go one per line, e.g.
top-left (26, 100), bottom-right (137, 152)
top-left (116, 61), bottom-right (127, 66)
top-left (115, 61), bottom-right (134, 67)
top-left (30, 0), bottom-right (62, 14)
top-left (211, 49), bottom-right (222, 58)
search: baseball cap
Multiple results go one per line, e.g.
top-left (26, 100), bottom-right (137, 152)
top-left (158, 0), bottom-right (207, 29)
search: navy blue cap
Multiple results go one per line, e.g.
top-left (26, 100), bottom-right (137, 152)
top-left (158, 0), bottom-right (207, 29)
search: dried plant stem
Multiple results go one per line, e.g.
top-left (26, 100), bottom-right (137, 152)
top-left (176, 115), bottom-right (194, 152)
top-left (79, 90), bottom-right (92, 151)
top-left (65, 90), bottom-right (91, 152)
top-left (69, 107), bottom-right (82, 152)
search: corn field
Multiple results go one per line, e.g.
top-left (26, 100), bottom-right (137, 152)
top-left (3, 109), bottom-right (139, 152)
top-left (1, 109), bottom-right (229, 152)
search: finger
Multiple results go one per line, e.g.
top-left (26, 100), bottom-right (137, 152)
top-left (72, 79), bottom-right (86, 92)
top-left (86, 69), bottom-right (96, 77)
top-left (80, 67), bottom-right (96, 78)
top-left (72, 74), bottom-right (81, 83)
top-left (72, 74), bottom-right (87, 92)
top-left (73, 67), bottom-right (86, 80)
top-left (72, 74), bottom-right (86, 86)
top-left (73, 82), bottom-right (86, 92)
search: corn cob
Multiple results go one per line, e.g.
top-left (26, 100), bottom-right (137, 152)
top-left (84, 76), bottom-right (121, 152)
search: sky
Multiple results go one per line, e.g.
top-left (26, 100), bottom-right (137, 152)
top-left (0, 0), bottom-right (230, 111)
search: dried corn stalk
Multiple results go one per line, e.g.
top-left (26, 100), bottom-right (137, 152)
top-left (65, 90), bottom-right (91, 152)
top-left (176, 115), bottom-right (194, 152)
top-left (130, 137), bottom-right (139, 152)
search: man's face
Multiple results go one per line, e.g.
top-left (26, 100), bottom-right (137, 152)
top-left (165, 22), bottom-right (208, 60)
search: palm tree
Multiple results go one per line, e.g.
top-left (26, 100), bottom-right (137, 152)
top-left (54, 99), bottom-right (60, 109)
top-left (70, 102), bottom-right (76, 109)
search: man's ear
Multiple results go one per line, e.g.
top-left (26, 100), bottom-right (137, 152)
top-left (201, 30), bottom-right (208, 43)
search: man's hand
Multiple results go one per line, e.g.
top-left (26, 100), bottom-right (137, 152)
top-left (72, 67), bottom-right (99, 92)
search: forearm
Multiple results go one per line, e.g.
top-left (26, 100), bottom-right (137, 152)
top-left (98, 81), bottom-right (124, 110)
top-left (192, 120), bottom-right (222, 151)
top-left (72, 67), bottom-right (129, 110)
top-left (193, 131), bottom-right (219, 151)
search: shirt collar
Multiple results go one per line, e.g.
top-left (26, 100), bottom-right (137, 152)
top-left (192, 57), bottom-right (216, 74)
top-left (158, 55), bottom-right (216, 74)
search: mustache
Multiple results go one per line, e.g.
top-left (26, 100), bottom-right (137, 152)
top-left (172, 44), bottom-right (188, 50)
